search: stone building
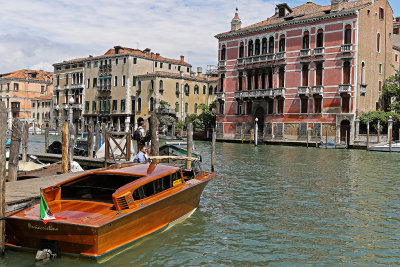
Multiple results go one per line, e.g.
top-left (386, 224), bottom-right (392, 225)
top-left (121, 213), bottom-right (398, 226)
top-left (53, 46), bottom-right (217, 132)
top-left (214, 0), bottom-right (395, 145)
top-left (0, 69), bottom-right (53, 129)
top-left (31, 94), bottom-right (53, 129)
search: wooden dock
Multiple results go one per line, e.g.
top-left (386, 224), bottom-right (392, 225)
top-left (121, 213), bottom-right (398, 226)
top-left (6, 170), bottom-right (91, 213)
top-left (29, 152), bottom-right (113, 169)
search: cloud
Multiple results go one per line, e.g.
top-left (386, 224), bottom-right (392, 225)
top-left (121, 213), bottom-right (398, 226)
top-left (0, 0), bottom-right (318, 73)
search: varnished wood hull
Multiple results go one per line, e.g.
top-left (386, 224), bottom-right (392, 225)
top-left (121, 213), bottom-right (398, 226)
top-left (6, 179), bottom-right (209, 259)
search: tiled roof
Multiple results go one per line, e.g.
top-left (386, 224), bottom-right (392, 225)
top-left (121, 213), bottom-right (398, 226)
top-left (135, 71), bottom-right (211, 82)
top-left (0, 69), bottom-right (53, 82)
top-left (32, 94), bottom-right (53, 100)
top-left (57, 46), bottom-right (191, 66)
top-left (216, 0), bottom-right (371, 38)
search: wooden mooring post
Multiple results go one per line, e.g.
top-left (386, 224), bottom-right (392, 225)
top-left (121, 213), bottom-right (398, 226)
top-left (186, 123), bottom-right (193, 169)
top-left (306, 129), bottom-right (309, 148)
top-left (8, 119), bottom-right (22, 182)
top-left (389, 128), bottom-right (392, 153)
top-left (366, 121), bottom-right (370, 151)
top-left (211, 127), bottom-right (216, 172)
top-left (150, 115), bottom-right (159, 157)
top-left (21, 122), bottom-right (29, 162)
top-left (69, 123), bottom-right (75, 169)
top-left (45, 125), bottom-right (50, 153)
top-left (0, 102), bottom-right (7, 254)
top-left (102, 123), bottom-right (106, 146)
top-left (87, 122), bottom-right (94, 158)
top-left (62, 122), bottom-right (69, 173)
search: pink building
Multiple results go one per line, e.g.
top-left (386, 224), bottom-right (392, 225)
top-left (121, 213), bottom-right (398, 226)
top-left (215, 0), bottom-right (395, 145)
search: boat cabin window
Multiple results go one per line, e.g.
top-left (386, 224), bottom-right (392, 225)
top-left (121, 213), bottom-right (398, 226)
top-left (133, 172), bottom-right (182, 201)
top-left (61, 173), bottom-right (142, 203)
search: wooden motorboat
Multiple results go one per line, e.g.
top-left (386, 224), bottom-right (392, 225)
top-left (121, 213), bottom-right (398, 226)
top-left (5, 158), bottom-right (215, 260)
top-left (369, 142), bottom-right (400, 152)
top-left (318, 142), bottom-right (347, 149)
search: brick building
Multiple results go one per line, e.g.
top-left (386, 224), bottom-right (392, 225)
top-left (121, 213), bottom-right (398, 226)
top-left (0, 69), bottom-right (53, 129)
top-left (53, 46), bottom-right (216, 132)
top-left (214, 0), bottom-right (395, 145)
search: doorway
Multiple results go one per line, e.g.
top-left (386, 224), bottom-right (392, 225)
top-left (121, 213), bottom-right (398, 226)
top-left (340, 120), bottom-right (351, 144)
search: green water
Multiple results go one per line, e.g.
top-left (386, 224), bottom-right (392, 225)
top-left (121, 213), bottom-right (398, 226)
top-left (2, 139), bottom-right (400, 266)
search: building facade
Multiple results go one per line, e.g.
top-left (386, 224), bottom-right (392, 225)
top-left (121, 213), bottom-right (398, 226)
top-left (53, 46), bottom-right (216, 132)
top-left (215, 0), bottom-right (394, 145)
top-left (0, 69), bottom-right (53, 129)
top-left (31, 94), bottom-right (53, 129)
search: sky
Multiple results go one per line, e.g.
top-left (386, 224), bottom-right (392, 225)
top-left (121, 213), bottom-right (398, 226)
top-left (0, 0), bottom-right (398, 74)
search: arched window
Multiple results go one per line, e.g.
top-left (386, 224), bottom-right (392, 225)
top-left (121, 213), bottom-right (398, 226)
top-left (279, 67), bottom-right (285, 88)
top-left (255, 39), bottom-right (260, 55)
top-left (279, 35), bottom-right (286, 52)
top-left (221, 45), bottom-right (226, 60)
top-left (215, 86), bottom-right (218, 94)
top-left (239, 42), bottom-right (244, 58)
top-left (175, 82), bottom-right (179, 95)
top-left (316, 29), bottom-right (324, 48)
top-left (262, 38), bottom-right (268, 54)
top-left (377, 33), bottom-right (381, 52)
top-left (149, 97), bottom-right (154, 112)
top-left (203, 85), bottom-right (206, 94)
top-left (247, 72), bottom-right (252, 90)
top-left (159, 80), bottom-right (163, 90)
top-left (209, 85), bottom-right (213, 95)
top-left (184, 84), bottom-right (190, 96)
top-left (302, 31), bottom-right (310, 49)
top-left (316, 63), bottom-right (323, 86)
top-left (248, 40), bottom-right (254, 56)
top-left (238, 72), bottom-right (243, 91)
top-left (343, 61), bottom-right (351, 84)
top-left (268, 36), bottom-right (274, 54)
top-left (137, 97), bottom-right (141, 112)
top-left (194, 103), bottom-right (198, 114)
top-left (344, 25), bottom-right (352, 44)
top-left (220, 74), bottom-right (225, 92)
top-left (138, 81), bottom-right (141, 91)
top-left (302, 64), bottom-right (309, 86)
top-left (151, 80), bottom-right (154, 90)
top-left (194, 85), bottom-right (199, 94)
top-left (361, 62), bottom-right (366, 85)
top-left (175, 102), bottom-right (179, 112)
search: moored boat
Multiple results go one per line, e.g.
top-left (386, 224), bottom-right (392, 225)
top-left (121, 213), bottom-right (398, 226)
top-left (5, 158), bottom-right (215, 260)
top-left (369, 142), bottom-right (400, 152)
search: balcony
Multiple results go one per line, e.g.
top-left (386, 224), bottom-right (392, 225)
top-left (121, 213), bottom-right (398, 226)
top-left (71, 83), bottom-right (84, 89)
top-left (276, 52), bottom-right (285, 60)
top-left (300, 49), bottom-right (310, 57)
top-left (314, 47), bottom-right (324, 56)
top-left (360, 84), bottom-right (367, 94)
top-left (297, 86), bottom-right (309, 96)
top-left (338, 84), bottom-right (352, 94)
top-left (234, 89), bottom-right (273, 100)
top-left (237, 58), bottom-right (244, 65)
top-left (266, 53), bottom-right (275, 61)
top-left (311, 86), bottom-right (323, 95)
top-left (274, 88), bottom-right (285, 98)
top-left (72, 104), bottom-right (83, 110)
top-left (216, 92), bottom-right (225, 100)
top-left (99, 84), bottom-right (111, 92)
top-left (341, 44), bottom-right (352, 53)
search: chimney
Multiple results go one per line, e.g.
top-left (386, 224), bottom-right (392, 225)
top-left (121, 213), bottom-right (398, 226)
top-left (156, 53), bottom-right (160, 60)
top-left (144, 48), bottom-right (151, 55)
top-left (197, 67), bottom-right (202, 76)
top-left (151, 52), bottom-right (154, 58)
top-left (180, 55), bottom-right (184, 63)
top-left (331, 0), bottom-right (348, 12)
top-left (114, 45), bottom-right (122, 54)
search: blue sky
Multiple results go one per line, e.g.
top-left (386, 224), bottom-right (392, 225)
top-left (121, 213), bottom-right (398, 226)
top-left (0, 0), bottom-right (398, 74)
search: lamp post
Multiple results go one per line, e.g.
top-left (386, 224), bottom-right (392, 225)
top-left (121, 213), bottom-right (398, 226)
top-left (69, 96), bottom-right (75, 124)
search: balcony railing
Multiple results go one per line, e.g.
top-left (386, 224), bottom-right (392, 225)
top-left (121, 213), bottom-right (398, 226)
top-left (274, 88), bottom-right (285, 97)
top-left (300, 49), bottom-right (310, 57)
top-left (99, 84), bottom-right (111, 91)
top-left (266, 53), bottom-right (275, 61)
top-left (314, 47), bottom-right (324, 56)
top-left (71, 83), bottom-right (84, 89)
top-left (311, 86), bottom-right (323, 95)
top-left (297, 86), bottom-right (309, 96)
top-left (341, 44), bottom-right (352, 53)
top-left (338, 84), bottom-right (352, 94)
top-left (234, 89), bottom-right (273, 99)
top-left (216, 92), bottom-right (225, 99)
top-left (360, 84), bottom-right (367, 94)
top-left (276, 52), bottom-right (285, 60)
top-left (72, 104), bottom-right (83, 110)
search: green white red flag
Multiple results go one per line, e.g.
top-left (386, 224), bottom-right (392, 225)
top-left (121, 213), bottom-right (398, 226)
top-left (40, 191), bottom-right (60, 224)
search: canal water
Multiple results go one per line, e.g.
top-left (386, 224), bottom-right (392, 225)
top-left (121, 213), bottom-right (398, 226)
top-left (2, 138), bottom-right (400, 266)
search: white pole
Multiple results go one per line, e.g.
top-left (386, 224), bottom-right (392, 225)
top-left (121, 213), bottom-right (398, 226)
top-left (255, 118), bottom-right (258, 146)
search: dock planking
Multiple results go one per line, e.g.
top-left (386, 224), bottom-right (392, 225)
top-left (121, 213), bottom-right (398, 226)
top-left (29, 152), bottom-right (114, 169)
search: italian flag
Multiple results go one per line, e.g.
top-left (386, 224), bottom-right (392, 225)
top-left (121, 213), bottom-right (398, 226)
top-left (40, 192), bottom-right (59, 224)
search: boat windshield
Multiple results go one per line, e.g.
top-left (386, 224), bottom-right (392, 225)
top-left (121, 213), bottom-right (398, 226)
top-left (61, 173), bottom-right (142, 203)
